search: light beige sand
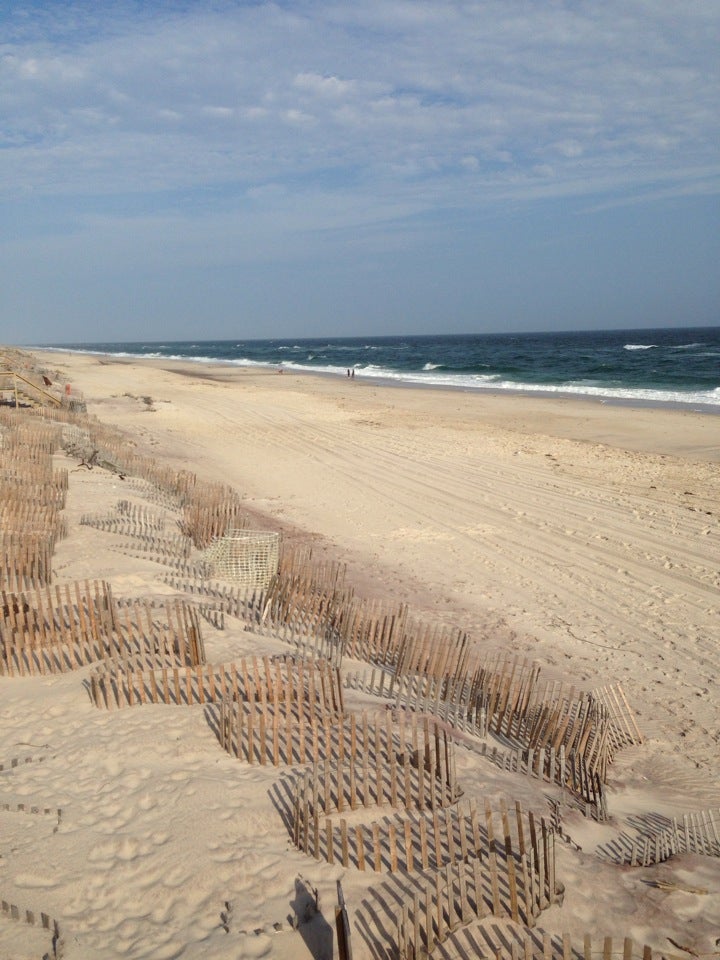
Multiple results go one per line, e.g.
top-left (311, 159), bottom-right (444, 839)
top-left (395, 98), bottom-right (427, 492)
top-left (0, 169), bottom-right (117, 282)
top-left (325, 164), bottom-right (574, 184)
top-left (1, 349), bottom-right (719, 958)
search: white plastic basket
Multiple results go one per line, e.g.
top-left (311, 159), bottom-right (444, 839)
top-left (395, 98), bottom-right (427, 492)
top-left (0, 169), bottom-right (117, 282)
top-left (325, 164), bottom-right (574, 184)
top-left (201, 529), bottom-right (280, 587)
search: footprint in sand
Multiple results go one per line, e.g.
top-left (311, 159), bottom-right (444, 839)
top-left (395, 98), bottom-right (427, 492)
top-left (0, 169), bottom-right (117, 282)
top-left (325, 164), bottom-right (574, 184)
top-left (237, 932), bottom-right (273, 958)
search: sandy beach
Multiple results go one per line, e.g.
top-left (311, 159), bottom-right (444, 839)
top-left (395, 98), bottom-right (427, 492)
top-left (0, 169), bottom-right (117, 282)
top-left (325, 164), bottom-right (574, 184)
top-left (1, 348), bottom-right (719, 959)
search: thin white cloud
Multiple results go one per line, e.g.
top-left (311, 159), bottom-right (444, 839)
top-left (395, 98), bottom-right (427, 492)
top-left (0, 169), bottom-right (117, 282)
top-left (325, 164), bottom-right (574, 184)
top-left (293, 72), bottom-right (357, 98)
top-left (202, 105), bottom-right (234, 118)
top-left (1, 0), bottom-right (717, 213)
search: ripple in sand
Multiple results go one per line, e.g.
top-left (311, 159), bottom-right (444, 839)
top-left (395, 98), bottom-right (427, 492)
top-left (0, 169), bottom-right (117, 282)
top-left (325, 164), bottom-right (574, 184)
top-left (12, 872), bottom-right (59, 888)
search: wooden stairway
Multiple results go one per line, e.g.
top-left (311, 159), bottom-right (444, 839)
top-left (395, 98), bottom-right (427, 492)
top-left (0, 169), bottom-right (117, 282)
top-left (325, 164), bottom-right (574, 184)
top-left (0, 359), bottom-right (63, 409)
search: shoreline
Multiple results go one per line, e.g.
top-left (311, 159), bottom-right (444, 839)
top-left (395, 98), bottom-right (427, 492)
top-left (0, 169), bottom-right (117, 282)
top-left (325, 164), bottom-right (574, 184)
top-left (30, 349), bottom-right (720, 463)
top-left (27, 344), bottom-right (720, 417)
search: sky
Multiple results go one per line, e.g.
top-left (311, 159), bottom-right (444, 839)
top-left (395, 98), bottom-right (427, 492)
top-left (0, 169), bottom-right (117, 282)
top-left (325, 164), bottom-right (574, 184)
top-left (1, 0), bottom-right (719, 344)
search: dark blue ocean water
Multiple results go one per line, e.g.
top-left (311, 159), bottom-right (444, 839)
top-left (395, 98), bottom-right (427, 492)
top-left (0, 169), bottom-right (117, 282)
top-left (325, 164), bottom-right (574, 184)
top-left (39, 327), bottom-right (720, 409)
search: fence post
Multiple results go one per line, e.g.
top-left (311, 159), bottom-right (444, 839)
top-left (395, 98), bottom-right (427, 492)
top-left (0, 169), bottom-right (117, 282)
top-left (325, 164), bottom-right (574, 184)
top-left (335, 880), bottom-right (353, 960)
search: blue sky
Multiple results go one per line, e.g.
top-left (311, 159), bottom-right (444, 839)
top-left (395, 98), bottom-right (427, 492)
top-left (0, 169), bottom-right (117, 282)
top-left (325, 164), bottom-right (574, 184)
top-left (1, 0), bottom-right (718, 343)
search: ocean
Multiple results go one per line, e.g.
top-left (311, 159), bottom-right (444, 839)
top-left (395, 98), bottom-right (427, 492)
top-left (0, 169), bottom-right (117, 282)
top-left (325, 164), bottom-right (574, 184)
top-left (38, 326), bottom-right (720, 411)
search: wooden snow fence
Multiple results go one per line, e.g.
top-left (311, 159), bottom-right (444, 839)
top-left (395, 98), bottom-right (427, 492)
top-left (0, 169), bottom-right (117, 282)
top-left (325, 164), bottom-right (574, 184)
top-left (466, 654), bottom-right (541, 740)
top-left (0, 432), bottom-right (67, 579)
top-left (503, 938), bottom-right (659, 960)
top-left (0, 501), bottom-right (66, 547)
top-left (592, 684), bottom-right (644, 755)
top-left (277, 545), bottom-right (347, 586)
top-left (394, 620), bottom-right (472, 689)
top-left (0, 468), bottom-right (68, 508)
top-left (517, 690), bottom-right (612, 783)
top-left (0, 419), bottom-right (66, 521)
top-left (122, 475), bottom-right (187, 512)
top-left (344, 665), bottom-right (640, 822)
top-left (340, 604), bottom-right (471, 682)
top-left (59, 421), bottom-right (254, 544)
top-left (458, 656), bottom-right (641, 820)
top-left (218, 662), bottom-right (345, 766)
top-left (343, 668), bottom-right (488, 738)
top-left (616, 807), bottom-right (720, 867)
top-left (220, 700), bottom-right (341, 766)
top-left (61, 426), bottom-right (170, 493)
top-left (192, 550), bottom-right (353, 665)
top-left (350, 654), bottom-right (541, 742)
top-left (344, 655), bottom-right (540, 741)
top-left (478, 741), bottom-right (608, 822)
top-left (259, 602), bottom-right (346, 667)
top-left (179, 481), bottom-right (248, 548)
top-left (163, 562), bottom-right (349, 663)
top-left (513, 684), bottom-right (641, 784)
top-left (297, 795), bottom-right (559, 926)
top-left (482, 672), bottom-right (642, 779)
top-left (0, 534), bottom-right (53, 591)
top-left (397, 923), bottom-right (662, 960)
top-left (341, 597), bottom-right (409, 665)
top-left (639, 807), bottom-right (720, 865)
top-left (80, 502), bottom-right (193, 562)
top-left (163, 571), bottom-right (263, 618)
top-left (261, 558), bottom-right (352, 644)
top-left (1, 419), bottom-right (62, 456)
top-left (112, 532), bottom-right (194, 565)
top-left (90, 654), bottom-right (343, 714)
top-left (389, 801), bottom-right (560, 947)
top-left (477, 680), bottom-right (640, 822)
top-left (0, 899), bottom-right (63, 960)
top-left (286, 712), bottom-right (459, 811)
top-left (0, 582), bottom-right (204, 677)
top-left (0, 444), bottom-right (67, 478)
top-left (164, 568), bottom-right (351, 668)
top-left (394, 672), bottom-right (486, 735)
top-left (82, 501), bottom-right (171, 534)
